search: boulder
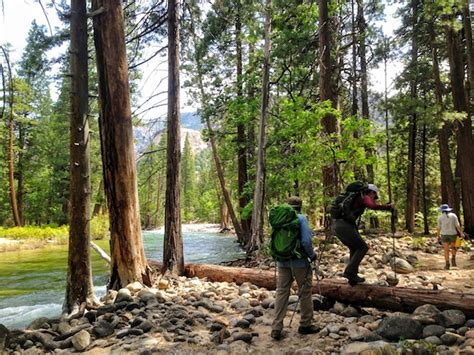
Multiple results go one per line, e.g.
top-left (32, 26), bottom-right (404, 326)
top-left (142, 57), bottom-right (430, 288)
top-left (437, 309), bottom-right (466, 328)
top-left (376, 316), bottom-right (423, 340)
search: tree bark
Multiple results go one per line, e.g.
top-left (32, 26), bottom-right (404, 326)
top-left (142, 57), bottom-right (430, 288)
top-left (405, 0), bottom-right (418, 233)
top-left (356, 0), bottom-right (375, 184)
top-left (319, 0), bottom-right (339, 216)
top-left (92, 0), bottom-right (151, 289)
top-left (64, 0), bottom-right (97, 315)
top-left (446, 19), bottom-right (474, 235)
top-left (429, 20), bottom-right (458, 215)
top-left (249, 0), bottom-right (272, 253)
top-left (148, 262), bottom-right (474, 317)
top-left (163, 0), bottom-right (184, 275)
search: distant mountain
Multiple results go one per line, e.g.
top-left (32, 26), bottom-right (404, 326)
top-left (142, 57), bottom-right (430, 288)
top-left (134, 111), bottom-right (204, 154)
top-left (181, 112), bottom-right (203, 130)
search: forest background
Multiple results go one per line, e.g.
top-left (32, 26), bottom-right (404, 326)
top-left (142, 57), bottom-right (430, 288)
top-left (1, 0), bottom-right (474, 256)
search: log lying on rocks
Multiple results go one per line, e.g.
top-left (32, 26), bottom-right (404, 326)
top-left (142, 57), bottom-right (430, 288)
top-left (149, 261), bottom-right (474, 317)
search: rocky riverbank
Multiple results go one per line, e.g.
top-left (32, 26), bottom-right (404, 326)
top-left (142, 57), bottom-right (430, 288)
top-left (1, 231), bottom-right (474, 354)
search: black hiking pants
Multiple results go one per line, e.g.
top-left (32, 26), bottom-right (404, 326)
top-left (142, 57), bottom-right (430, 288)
top-left (332, 218), bottom-right (368, 277)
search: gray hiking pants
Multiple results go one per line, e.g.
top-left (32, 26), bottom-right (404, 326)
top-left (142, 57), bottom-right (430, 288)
top-left (332, 218), bottom-right (368, 277)
top-left (272, 265), bottom-right (313, 332)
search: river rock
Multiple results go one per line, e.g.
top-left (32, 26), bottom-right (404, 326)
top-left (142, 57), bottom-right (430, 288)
top-left (115, 288), bottom-right (133, 303)
top-left (466, 330), bottom-right (474, 338)
top-left (340, 341), bottom-right (396, 355)
top-left (423, 324), bottom-right (445, 338)
top-left (138, 289), bottom-right (158, 304)
top-left (425, 335), bottom-right (443, 345)
top-left (0, 324), bottom-right (9, 351)
top-left (412, 304), bottom-right (441, 324)
top-left (440, 332), bottom-right (462, 346)
top-left (376, 316), bottom-right (423, 340)
top-left (392, 257), bottom-right (415, 274)
top-left (437, 309), bottom-right (466, 328)
top-left (92, 320), bottom-right (114, 338)
top-left (71, 330), bottom-right (90, 351)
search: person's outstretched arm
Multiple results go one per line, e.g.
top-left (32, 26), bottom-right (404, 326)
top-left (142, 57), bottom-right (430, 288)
top-left (362, 195), bottom-right (392, 211)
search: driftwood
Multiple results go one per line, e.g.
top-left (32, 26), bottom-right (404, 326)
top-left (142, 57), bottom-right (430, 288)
top-left (149, 261), bottom-right (474, 317)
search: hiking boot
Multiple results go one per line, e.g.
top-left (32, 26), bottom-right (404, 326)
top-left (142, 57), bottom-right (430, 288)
top-left (444, 261), bottom-right (450, 270)
top-left (271, 329), bottom-right (283, 340)
top-left (343, 273), bottom-right (365, 286)
top-left (298, 325), bottom-right (320, 335)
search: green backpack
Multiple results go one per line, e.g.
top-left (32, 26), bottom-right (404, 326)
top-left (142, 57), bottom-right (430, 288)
top-left (269, 204), bottom-right (303, 261)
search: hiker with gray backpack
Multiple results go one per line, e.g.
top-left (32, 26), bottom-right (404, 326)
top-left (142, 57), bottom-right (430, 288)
top-left (269, 196), bottom-right (320, 340)
top-left (330, 182), bottom-right (394, 286)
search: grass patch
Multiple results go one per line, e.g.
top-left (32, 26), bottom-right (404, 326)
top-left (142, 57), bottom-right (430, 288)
top-left (0, 215), bottom-right (110, 244)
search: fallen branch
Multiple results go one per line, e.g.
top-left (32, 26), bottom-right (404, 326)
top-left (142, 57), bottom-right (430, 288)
top-left (148, 261), bottom-right (474, 317)
top-left (90, 241), bottom-right (111, 264)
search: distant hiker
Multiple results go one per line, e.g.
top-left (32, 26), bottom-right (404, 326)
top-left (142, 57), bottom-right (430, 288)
top-left (269, 196), bottom-right (319, 340)
top-left (437, 204), bottom-right (463, 270)
top-left (330, 182), bottom-right (393, 286)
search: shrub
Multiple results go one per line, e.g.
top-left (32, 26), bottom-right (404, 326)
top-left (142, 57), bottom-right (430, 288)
top-left (0, 225), bottom-right (69, 242)
top-left (90, 215), bottom-right (110, 240)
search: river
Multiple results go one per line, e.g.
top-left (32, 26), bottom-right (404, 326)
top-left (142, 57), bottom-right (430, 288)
top-left (0, 230), bottom-right (245, 329)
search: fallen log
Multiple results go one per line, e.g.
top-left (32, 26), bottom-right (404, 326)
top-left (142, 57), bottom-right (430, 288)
top-left (148, 261), bottom-right (474, 317)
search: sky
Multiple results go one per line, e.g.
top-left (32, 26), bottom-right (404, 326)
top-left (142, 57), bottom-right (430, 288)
top-left (1, 0), bottom-right (402, 122)
top-left (0, 0), bottom-right (173, 123)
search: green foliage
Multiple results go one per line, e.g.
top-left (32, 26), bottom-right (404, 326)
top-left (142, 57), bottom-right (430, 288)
top-left (90, 215), bottom-right (110, 240)
top-left (410, 236), bottom-right (427, 250)
top-left (0, 226), bottom-right (68, 242)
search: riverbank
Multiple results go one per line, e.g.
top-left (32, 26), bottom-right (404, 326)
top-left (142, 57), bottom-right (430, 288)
top-left (0, 223), bottom-right (227, 253)
top-left (2, 264), bottom-right (474, 354)
top-left (1, 231), bottom-right (474, 354)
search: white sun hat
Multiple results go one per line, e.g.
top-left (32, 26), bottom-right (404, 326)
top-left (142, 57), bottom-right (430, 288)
top-left (367, 184), bottom-right (379, 194)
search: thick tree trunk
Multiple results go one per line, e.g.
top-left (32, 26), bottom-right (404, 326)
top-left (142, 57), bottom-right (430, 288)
top-left (64, 0), bottom-right (96, 314)
top-left (148, 262), bottom-right (474, 317)
top-left (163, 0), bottom-right (184, 275)
top-left (446, 21), bottom-right (474, 235)
top-left (92, 0), bottom-right (151, 288)
top-left (249, 0), bottom-right (272, 253)
top-left (429, 20), bottom-right (458, 214)
top-left (319, 0), bottom-right (339, 215)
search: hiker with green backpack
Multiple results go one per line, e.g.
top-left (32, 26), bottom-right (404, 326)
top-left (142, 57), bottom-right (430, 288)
top-left (269, 196), bottom-right (319, 341)
top-left (330, 182), bottom-right (394, 286)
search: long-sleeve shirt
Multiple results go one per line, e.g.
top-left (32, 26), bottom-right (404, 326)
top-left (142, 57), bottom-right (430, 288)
top-left (353, 195), bottom-right (392, 211)
top-left (277, 214), bottom-right (315, 268)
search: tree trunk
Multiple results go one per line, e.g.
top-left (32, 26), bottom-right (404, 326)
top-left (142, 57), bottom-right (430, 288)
top-left (319, 0), bottom-right (339, 216)
top-left (249, 0), bottom-right (272, 254)
top-left (1, 46), bottom-right (22, 227)
top-left (163, 0), bottom-right (184, 275)
top-left (429, 20), bottom-right (458, 214)
top-left (92, 0), bottom-right (151, 289)
top-left (383, 37), bottom-right (393, 205)
top-left (148, 262), bottom-right (474, 317)
top-left (446, 19), bottom-right (474, 235)
top-left (357, 0), bottom-right (375, 185)
top-left (235, 5), bottom-right (250, 244)
top-left (421, 124), bottom-right (429, 235)
top-left (64, 0), bottom-right (96, 314)
top-left (405, 0), bottom-right (418, 233)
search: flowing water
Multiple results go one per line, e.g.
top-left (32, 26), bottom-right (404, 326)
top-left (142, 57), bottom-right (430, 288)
top-left (0, 230), bottom-right (245, 329)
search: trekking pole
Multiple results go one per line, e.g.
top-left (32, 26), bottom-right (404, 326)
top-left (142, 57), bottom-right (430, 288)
top-left (289, 259), bottom-right (313, 327)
